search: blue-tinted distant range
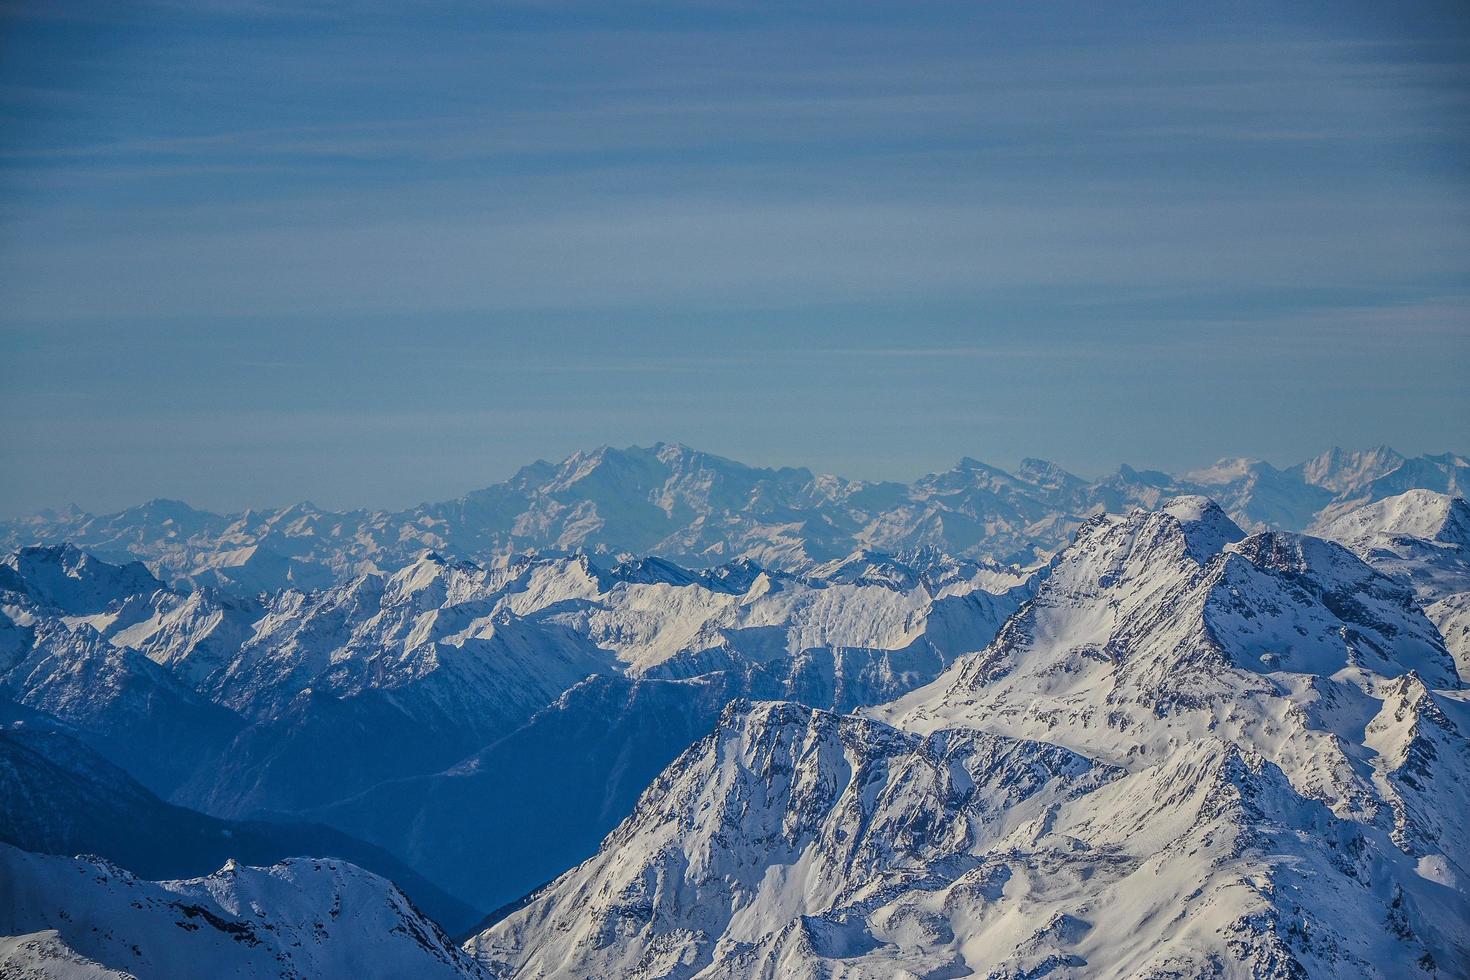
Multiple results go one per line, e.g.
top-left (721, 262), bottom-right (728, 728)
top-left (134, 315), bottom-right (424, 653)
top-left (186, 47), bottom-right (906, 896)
top-left (1, 0), bottom-right (1468, 517)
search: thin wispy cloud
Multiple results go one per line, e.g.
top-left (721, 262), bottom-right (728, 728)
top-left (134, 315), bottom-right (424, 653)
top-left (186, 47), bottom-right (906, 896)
top-left (0, 0), bottom-right (1466, 513)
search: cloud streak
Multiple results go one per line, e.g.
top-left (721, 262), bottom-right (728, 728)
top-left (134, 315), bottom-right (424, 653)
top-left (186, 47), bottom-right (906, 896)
top-left (0, 0), bottom-right (1466, 513)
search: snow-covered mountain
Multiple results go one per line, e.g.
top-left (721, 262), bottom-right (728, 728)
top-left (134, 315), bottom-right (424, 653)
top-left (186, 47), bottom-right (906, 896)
top-left (1295, 445), bottom-right (1413, 495)
top-left (1315, 490), bottom-right (1470, 679)
top-left (0, 545), bottom-right (165, 616)
top-left (1313, 489), bottom-right (1470, 601)
top-left (468, 700), bottom-right (1115, 979)
top-left (470, 497), bottom-right (1469, 978)
top-left (0, 722), bottom-right (478, 933)
top-left (4, 444), bottom-right (1465, 591)
top-left (0, 844), bottom-right (489, 979)
top-left (0, 610), bottom-right (242, 798)
top-left (168, 547), bottom-right (1018, 819)
top-left (1307, 450), bottom-right (1470, 526)
top-left (5, 471), bottom-right (1470, 978)
top-left (0, 536), bottom-right (1022, 925)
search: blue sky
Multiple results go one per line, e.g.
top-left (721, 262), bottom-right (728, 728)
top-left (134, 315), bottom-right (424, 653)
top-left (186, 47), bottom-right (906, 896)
top-left (1, 1), bottom-right (1467, 515)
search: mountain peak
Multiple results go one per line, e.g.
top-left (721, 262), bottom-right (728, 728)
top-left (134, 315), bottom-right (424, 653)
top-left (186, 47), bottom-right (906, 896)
top-left (1183, 456), bottom-right (1271, 485)
top-left (1113, 462), bottom-right (1173, 485)
top-left (1296, 444), bottom-right (1406, 492)
top-left (1318, 489), bottom-right (1469, 548)
top-left (1161, 494), bottom-right (1245, 562)
top-left (0, 845), bottom-right (489, 979)
top-left (0, 543), bottom-right (166, 615)
top-left (1016, 457), bottom-right (1083, 489)
top-left (650, 439), bottom-right (693, 458)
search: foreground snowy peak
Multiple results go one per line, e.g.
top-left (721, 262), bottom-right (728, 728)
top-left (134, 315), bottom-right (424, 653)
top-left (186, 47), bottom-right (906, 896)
top-left (878, 504), bottom-right (1467, 895)
top-left (1364, 672), bottom-right (1470, 870)
top-left (0, 844), bottom-right (488, 979)
top-left (884, 504), bottom-right (1459, 794)
top-left (1159, 493), bottom-right (1247, 560)
top-left (468, 699), bottom-right (1112, 979)
top-left (475, 500), bottom-right (1470, 978)
top-left (473, 696), bottom-right (1469, 978)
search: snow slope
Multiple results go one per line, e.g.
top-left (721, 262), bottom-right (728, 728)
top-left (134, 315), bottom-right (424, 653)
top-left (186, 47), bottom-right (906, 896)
top-left (1314, 489), bottom-right (1470, 601)
top-left (0, 724), bottom-right (478, 933)
top-left (0, 844), bottom-right (488, 979)
top-left (1314, 490), bottom-right (1470, 679)
top-left (0, 538), bottom-right (1022, 922)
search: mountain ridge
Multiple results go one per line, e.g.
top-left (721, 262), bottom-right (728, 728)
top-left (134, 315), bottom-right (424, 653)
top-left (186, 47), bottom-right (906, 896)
top-left (470, 495), bottom-right (1470, 978)
top-left (4, 483), bottom-right (1469, 978)
top-left (4, 443), bottom-right (1466, 595)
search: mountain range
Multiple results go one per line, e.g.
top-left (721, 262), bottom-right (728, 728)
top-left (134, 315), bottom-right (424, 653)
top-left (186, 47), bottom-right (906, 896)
top-left (1, 445), bottom-right (1468, 978)
top-left (4, 444), bottom-right (1466, 593)
top-left (1, 534), bottom-right (1026, 922)
top-left (471, 497), bottom-right (1470, 978)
